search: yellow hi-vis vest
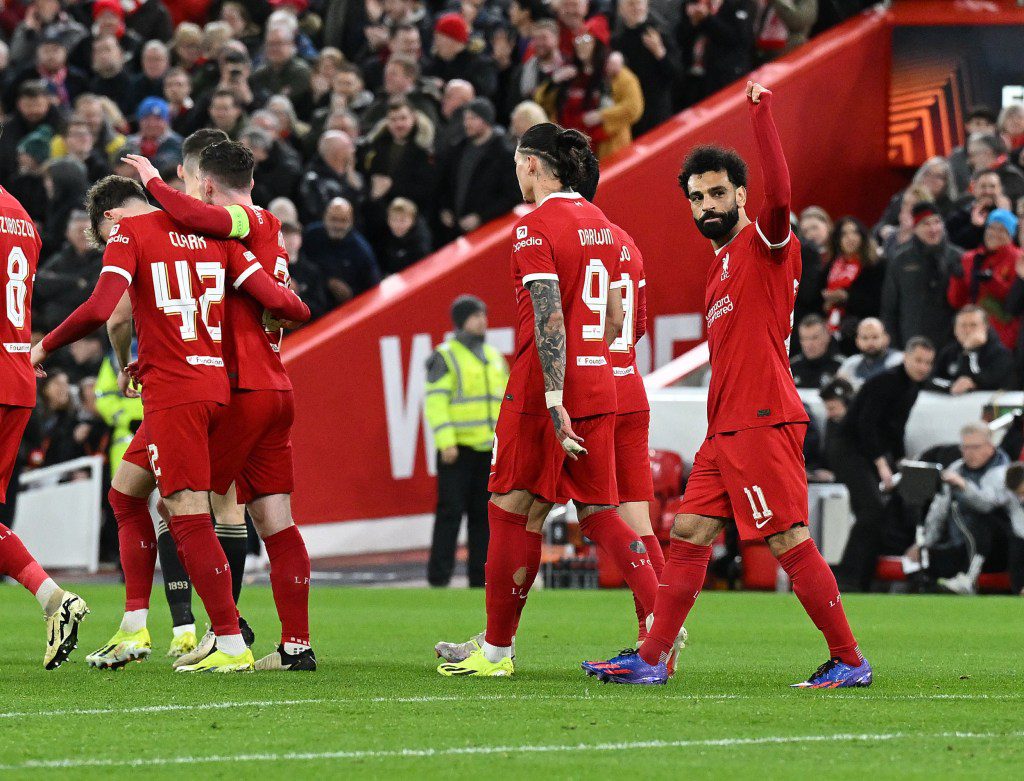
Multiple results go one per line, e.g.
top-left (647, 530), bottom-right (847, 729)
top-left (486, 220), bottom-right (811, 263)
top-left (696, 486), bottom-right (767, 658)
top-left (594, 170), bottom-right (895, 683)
top-left (424, 339), bottom-right (508, 452)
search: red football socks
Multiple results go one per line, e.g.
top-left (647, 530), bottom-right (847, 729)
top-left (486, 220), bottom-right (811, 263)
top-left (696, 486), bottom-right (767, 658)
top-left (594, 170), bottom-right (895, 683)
top-left (579, 508), bottom-right (658, 618)
top-left (512, 529), bottom-right (543, 634)
top-left (639, 539), bottom-right (711, 666)
top-left (109, 488), bottom-right (157, 612)
top-left (777, 538), bottom-right (862, 667)
top-left (484, 503), bottom-right (529, 647)
top-left (0, 522), bottom-right (48, 594)
top-left (264, 525), bottom-right (311, 647)
top-left (168, 513), bottom-right (239, 637)
top-left (635, 534), bottom-right (665, 641)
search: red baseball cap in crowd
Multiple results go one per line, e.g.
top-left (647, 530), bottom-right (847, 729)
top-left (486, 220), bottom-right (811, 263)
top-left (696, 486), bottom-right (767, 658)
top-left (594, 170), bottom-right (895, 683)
top-left (435, 12), bottom-right (470, 44)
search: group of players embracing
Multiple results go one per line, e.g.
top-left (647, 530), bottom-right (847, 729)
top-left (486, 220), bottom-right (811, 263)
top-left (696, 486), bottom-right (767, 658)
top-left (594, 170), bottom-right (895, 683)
top-left (1, 128), bottom-right (316, 672)
top-left (435, 82), bottom-right (874, 689)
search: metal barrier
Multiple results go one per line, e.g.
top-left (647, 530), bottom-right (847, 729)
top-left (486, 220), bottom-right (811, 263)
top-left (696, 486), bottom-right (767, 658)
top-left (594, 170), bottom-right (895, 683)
top-left (13, 455), bottom-right (105, 573)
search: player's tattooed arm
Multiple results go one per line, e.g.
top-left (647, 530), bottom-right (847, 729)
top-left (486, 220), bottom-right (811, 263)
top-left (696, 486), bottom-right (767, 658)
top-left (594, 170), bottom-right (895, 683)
top-left (528, 278), bottom-right (566, 406)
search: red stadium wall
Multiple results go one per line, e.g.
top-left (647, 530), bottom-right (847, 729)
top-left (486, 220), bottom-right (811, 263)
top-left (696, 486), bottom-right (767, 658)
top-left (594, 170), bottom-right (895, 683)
top-left (281, 4), bottom-right (978, 529)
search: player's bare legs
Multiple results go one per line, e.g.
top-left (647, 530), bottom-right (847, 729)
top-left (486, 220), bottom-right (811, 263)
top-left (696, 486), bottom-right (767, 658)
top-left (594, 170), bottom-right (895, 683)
top-left (161, 488), bottom-right (247, 661)
top-left (247, 493), bottom-right (315, 670)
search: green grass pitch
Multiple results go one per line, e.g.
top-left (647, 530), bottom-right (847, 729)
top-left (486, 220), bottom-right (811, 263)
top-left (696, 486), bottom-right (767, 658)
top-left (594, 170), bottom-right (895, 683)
top-left (0, 583), bottom-right (1021, 778)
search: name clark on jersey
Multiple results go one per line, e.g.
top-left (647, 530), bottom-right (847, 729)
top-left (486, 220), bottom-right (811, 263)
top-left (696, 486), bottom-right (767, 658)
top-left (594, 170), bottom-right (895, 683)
top-left (706, 294), bottom-right (734, 328)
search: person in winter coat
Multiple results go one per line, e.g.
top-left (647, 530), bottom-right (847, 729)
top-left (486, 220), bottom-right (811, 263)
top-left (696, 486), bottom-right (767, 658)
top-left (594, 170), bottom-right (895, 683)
top-left (824, 216), bottom-right (886, 350)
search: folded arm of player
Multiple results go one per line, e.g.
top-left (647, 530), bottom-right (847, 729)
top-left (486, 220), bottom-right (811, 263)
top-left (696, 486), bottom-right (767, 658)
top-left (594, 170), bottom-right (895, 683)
top-left (236, 262), bottom-right (311, 325)
top-left (33, 270), bottom-right (130, 371)
top-left (605, 278), bottom-right (625, 345)
top-left (528, 278), bottom-right (587, 460)
top-left (747, 81), bottom-right (792, 252)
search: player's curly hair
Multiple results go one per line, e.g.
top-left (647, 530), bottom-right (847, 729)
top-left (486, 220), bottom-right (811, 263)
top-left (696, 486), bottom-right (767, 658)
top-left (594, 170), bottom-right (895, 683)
top-left (678, 145), bottom-right (748, 197)
top-left (518, 123), bottom-right (592, 193)
top-left (199, 140), bottom-right (255, 191)
top-left (84, 175), bottom-right (148, 247)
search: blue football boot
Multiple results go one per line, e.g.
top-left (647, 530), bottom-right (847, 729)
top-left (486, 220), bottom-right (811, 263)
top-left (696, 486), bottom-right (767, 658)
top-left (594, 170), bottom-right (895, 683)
top-left (582, 650), bottom-right (668, 685)
top-left (791, 657), bottom-right (873, 688)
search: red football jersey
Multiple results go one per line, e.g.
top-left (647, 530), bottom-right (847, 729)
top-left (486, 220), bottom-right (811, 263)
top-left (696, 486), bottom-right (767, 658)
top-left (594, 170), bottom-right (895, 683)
top-left (102, 211), bottom-right (262, 412)
top-left (221, 204), bottom-right (292, 392)
top-left (504, 192), bottom-right (618, 419)
top-left (608, 224), bottom-right (649, 415)
top-left (703, 220), bottom-right (809, 435)
top-left (0, 187), bottom-right (41, 408)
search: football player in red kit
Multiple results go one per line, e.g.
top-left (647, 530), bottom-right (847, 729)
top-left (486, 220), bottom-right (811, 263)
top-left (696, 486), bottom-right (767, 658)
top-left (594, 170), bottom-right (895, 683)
top-left (32, 175), bottom-right (309, 672)
top-left (585, 82), bottom-right (871, 688)
top-left (121, 142), bottom-right (315, 672)
top-left (0, 182), bottom-right (89, 669)
top-left (437, 123), bottom-right (661, 677)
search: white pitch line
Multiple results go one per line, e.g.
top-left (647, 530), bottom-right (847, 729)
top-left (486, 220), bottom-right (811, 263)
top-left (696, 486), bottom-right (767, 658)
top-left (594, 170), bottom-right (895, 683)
top-left (2, 730), bottom-right (1022, 771)
top-left (0, 692), bottom-right (1017, 721)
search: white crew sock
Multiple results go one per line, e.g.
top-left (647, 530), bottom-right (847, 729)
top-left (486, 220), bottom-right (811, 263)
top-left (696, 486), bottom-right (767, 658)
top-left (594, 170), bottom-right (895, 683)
top-left (172, 623), bottom-right (196, 638)
top-left (217, 633), bottom-right (246, 656)
top-left (283, 641), bottom-right (310, 656)
top-left (119, 609), bottom-right (148, 633)
top-left (481, 640), bottom-right (513, 663)
top-left (35, 579), bottom-right (61, 611)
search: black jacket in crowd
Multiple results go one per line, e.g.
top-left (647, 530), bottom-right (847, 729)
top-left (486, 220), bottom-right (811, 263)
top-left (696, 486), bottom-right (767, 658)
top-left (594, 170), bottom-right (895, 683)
top-left (33, 243), bottom-right (103, 331)
top-left (423, 50), bottom-right (498, 102)
top-left (436, 129), bottom-right (519, 226)
top-left (297, 155), bottom-right (366, 225)
top-left (928, 332), bottom-right (1015, 393)
top-left (379, 216), bottom-right (433, 276)
top-left (676, 0), bottom-right (754, 105)
top-left (790, 350), bottom-right (844, 389)
top-left (945, 198), bottom-right (986, 252)
top-left (0, 105), bottom-right (65, 183)
top-left (287, 255), bottom-right (332, 323)
top-left (612, 14), bottom-right (680, 135)
top-left (881, 236), bottom-right (963, 349)
top-left (252, 141), bottom-right (303, 207)
top-left (840, 364), bottom-right (923, 462)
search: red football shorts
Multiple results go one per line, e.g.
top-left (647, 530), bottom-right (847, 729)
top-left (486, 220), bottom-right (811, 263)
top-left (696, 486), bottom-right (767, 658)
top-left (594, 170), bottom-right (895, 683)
top-left (679, 423), bottom-right (809, 541)
top-left (489, 409), bottom-right (618, 506)
top-left (209, 389), bottom-right (295, 504)
top-left (615, 410), bottom-right (654, 503)
top-left (144, 401), bottom-right (222, 497)
top-left (0, 404), bottom-right (31, 503)
top-left (121, 421), bottom-right (150, 472)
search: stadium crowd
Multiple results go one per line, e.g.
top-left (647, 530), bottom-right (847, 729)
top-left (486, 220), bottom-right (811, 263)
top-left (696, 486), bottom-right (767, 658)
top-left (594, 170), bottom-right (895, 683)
top-left (0, 0), bottom-right (877, 564)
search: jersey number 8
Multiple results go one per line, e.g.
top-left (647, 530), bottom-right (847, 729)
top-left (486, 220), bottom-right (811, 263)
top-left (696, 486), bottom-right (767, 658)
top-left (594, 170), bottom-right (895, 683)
top-left (153, 261), bottom-right (225, 342)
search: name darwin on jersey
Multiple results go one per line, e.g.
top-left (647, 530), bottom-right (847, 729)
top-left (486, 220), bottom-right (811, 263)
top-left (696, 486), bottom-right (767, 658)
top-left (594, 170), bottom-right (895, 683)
top-left (514, 226), bottom-right (615, 253)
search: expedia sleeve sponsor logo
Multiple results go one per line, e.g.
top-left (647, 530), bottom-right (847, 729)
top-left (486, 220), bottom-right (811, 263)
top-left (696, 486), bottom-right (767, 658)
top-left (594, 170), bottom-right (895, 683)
top-left (107, 224), bottom-right (130, 244)
top-left (514, 235), bottom-right (543, 252)
top-left (706, 294), bottom-right (734, 328)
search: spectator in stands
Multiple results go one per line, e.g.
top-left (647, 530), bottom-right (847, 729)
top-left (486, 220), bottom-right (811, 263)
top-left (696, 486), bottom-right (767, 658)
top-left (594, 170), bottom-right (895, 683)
top-left (509, 100), bottom-right (549, 141)
top-left (437, 97), bottom-right (519, 242)
top-left (88, 35), bottom-right (133, 118)
top-left (252, 23), bottom-right (313, 119)
top-left (836, 318), bottom-right (903, 391)
top-left (790, 314), bottom-right (843, 389)
top-left (833, 337), bottom-right (936, 591)
top-left (361, 23), bottom-right (423, 94)
top-left (555, 0), bottom-right (593, 58)
top-left (239, 126), bottom-right (301, 206)
top-left (754, 0), bottom-right (817, 60)
top-left (824, 216), bottom-right (885, 346)
top-left (6, 27), bottom-right (88, 113)
top-left (913, 424), bottom-right (1022, 595)
top-left (0, 81), bottom-right (63, 183)
top-left (505, 19), bottom-right (562, 121)
top-left (303, 197), bottom-right (381, 305)
top-left (881, 201), bottom-right (962, 349)
top-left (876, 184), bottom-right (933, 259)
top-left (425, 13), bottom-right (498, 100)
top-left (70, 0), bottom-right (144, 73)
top-left (310, 47), bottom-right (345, 107)
top-left (929, 305), bottom-right (1015, 395)
top-left (57, 116), bottom-right (111, 182)
top-left (128, 40), bottom-right (171, 110)
top-left (435, 79), bottom-right (476, 152)
top-left (361, 55), bottom-right (441, 131)
top-left (298, 129), bottom-right (365, 224)
top-left (998, 103), bottom-right (1024, 154)
top-left (676, 0), bottom-right (754, 107)
top-left (33, 210), bottom-right (101, 331)
top-left (125, 97), bottom-right (183, 173)
top-left (876, 158), bottom-right (958, 244)
top-left (948, 209), bottom-right (1022, 352)
top-left (123, 0), bottom-right (173, 43)
top-left (10, 126), bottom-right (52, 223)
top-left (280, 220), bottom-right (331, 322)
top-left (950, 106), bottom-right (997, 193)
top-left (9, 0), bottom-right (87, 65)
top-left (792, 210), bottom-right (825, 332)
top-left (798, 205), bottom-right (832, 259)
top-left (41, 157), bottom-right (89, 257)
top-left (38, 371), bottom-right (94, 467)
top-left (360, 97), bottom-right (437, 242)
top-left (593, 51), bottom-right (644, 159)
top-left (812, 376), bottom-right (854, 482)
top-left (73, 92), bottom-right (126, 168)
top-left (203, 88), bottom-right (247, 140)
top-left (967, 134), bottom-right (1024, 205)
top-left (946, 170), bottom-right (1013, 252)
top-left (162, 66), bottom-right (196, 135)
top-left (379, 197), bottom-right (432, 275)
top-left (613, 0), bottom-right (678, 136)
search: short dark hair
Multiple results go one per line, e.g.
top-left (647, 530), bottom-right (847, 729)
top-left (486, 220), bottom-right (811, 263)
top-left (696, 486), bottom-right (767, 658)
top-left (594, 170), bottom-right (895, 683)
top-left (820, 377), bottom-right (854, 405)
top-left (905, 335), bottom-right (935, 354)
top-left (956, 304), bottom-right (986, 321)
top-left (182, 128), bottom-right (229, 168)
top-left (386, 96), bottom-right (414, 114)
top-left (211, 87), bottom-right (240, 108)
top-left (199, 140), bottom-right (255, 191)
top-left (85, 175), bottom-right (147, 245)
top-left (972, 133), bottom-right (1006, 156)
top-left (678, 145), bottom-right (748, 197)
top-left (386, 54), bottom-right (419, 80)
top-left (966, 105), bottom-right (997, 125)
top-left (17, 80), bottom-right (50, 100)
top-left (1006, 462), bottom-right (1024, 492)
top-left (799, 313), bottom-right (827, 331)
